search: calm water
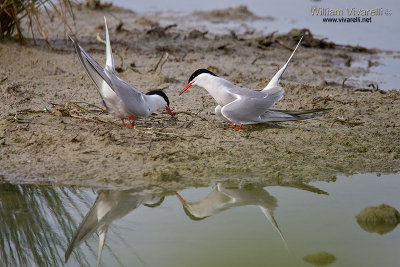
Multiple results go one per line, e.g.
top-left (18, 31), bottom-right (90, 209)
top-left (110, 0), bottom-right (399, 50)
top-left (1, 173), bottom-right (399, 266)
top-left (109, 0), bottom-right (399, 90)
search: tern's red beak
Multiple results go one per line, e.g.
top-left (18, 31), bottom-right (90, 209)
top-left (166, 106), bottom-right (173, 116)
top-left (179, 82), bottom-right (193, 95)
top-left (176, 193), bottom-right (188, 207)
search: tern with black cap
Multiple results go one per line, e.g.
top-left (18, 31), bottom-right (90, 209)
top-left (69, 17), bottom-right (173, 128)
top-left (180, 37), bottom-right (328, 130)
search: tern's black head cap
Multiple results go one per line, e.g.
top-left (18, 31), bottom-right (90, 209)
top-left (188, 69), bottom-right (217, 83)
top-left (146, 90), bottom-right (170, 106)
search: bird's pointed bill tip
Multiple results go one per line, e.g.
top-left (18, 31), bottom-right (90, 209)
top-left (176, 193), bottom-right (188, 207)
top-left (179, 82), bottom-right (193, 96)
top-left (166, 106), bottom-right (173, 116)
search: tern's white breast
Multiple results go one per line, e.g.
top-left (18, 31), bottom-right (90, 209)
top-left (99, 81), bottom-right (129, 119)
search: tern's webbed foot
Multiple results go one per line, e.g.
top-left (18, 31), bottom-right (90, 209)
top-left (127, 116), bottom-right (135, 128)
top-left (235, 124), bottom-right (243, 130)
top-left (225, 124), bottom-right (243, 130)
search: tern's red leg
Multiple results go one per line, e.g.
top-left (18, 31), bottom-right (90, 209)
top-left (225, 124), bottom-right (237, 128)
top-left (127, 116), bottom-right (134, 128)
top-left (235, 124), bottom-right (243, 130)
top-left (120, 119), bottom-right (127, 127)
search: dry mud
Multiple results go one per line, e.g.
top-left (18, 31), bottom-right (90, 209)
top-left (0, 5), bottom-right (399, 189)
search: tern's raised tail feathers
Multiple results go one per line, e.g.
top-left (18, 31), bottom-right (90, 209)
top-left (104, 17), bottom-right (115, 73)
top-left (263, 36), bottom-right (303, 91)
top-left (68, 35), bottom-right (112, 93)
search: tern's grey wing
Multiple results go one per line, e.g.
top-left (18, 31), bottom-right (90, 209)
top-left (227, 85), bottom-right (284, 109)
top-left (79, 46), bottom-right (146, 116)
top-left (104, 69), bottom-right (150, 117)
top-left (69, 36), bottom-right (112, 93)
top-left (220, 96), bottom-right (273, 124)
top-left (69, 36), bottom-right (149, 117)
top-left (221, 86), bottom-right (284, 124)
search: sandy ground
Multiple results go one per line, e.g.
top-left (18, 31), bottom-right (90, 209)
top-left (0, 5), bottom-right (399, 189)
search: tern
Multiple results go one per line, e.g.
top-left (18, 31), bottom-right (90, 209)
top-left (180, 36), bottom-right (328, 130)
top-left (176, 182), bottom-right (328, 250)
top-left (176, 183), bottom-right (287, 248)
top-left (69, 17), bottom-right (173, 128)
top-left (65, 186), bottom-right (166, 266)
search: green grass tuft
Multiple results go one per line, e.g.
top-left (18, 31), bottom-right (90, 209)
top-left (0, 0), bottom-right (74, 46)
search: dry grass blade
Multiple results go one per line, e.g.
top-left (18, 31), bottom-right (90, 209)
top-left (148, 52), bottom-right (169, 73)
top-left (63, 102), bottom-right (114, 124)
top-left (0, 0), bottom-right (24, 38)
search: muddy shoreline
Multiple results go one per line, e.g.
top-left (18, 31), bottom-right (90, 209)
top-left (0, 5), bottom-right (399, 189)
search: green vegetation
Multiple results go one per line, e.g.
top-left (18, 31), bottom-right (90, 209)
top-left (0, 0), bottom-right (74, 44)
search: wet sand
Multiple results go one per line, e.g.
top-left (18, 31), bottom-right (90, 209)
top-left (0, 5), bottom-right (399, 189)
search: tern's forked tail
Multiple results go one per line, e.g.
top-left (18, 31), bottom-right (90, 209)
top-left (263, 36), bottom-right (303, 91)
top-left (262, 108), bottom-right (331, 122)
top-left (104, 16), bottom-right (115, 73)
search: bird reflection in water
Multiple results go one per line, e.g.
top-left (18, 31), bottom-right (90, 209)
top-left (65, 186), bottom-right (169, 266)
top-left (65, 182), bottom-right (327, 266)
top-left (176, 182), bottom-right (328, 249)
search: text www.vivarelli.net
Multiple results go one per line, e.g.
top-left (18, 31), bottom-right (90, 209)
top-left (322, 17), bottom-right (372, 23)
top-left (311, 7), bottom-right (383, 23)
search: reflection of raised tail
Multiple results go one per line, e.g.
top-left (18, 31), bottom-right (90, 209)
top-left (258, 206), bottom-right (289, 252)
top-left (97, 227), bottom-right (108, 267)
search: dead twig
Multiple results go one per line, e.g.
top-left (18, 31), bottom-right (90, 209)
top-left (275, 39), bottom-right (293, 51)
top-left (331, 117), bottom-right (365, 127)
top-left (148, 52), bottom-right (169, 73)
top-left (69, 113), bottom-right (101, 123)
top-left (342, 78), bottom-right (347, 89)
top-left (96, 32), bottom-right (106, 45)
top-left (151, 131), bottom-right (187, 140)
top-left (146, 24), bottom-right (177, 38)
top-left (368, 82), bottom-right (379, 90)
top-left (8, 108), bottom-right (46, 124)
top-left (251, 55), bottom-right (266, 65)
top-left (157, 52), bottom-right (169, 73)
top-left (51, 102), bottom-right (119, 125)
top-left (71, 101), bottom-right (107, 112)
top-left (115, 47), bottom-right (128, 73)
top-left (354, 88), bottom-right (386, 94)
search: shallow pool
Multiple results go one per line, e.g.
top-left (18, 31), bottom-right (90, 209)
top-left (1, 173), bottom-right (399, 266)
